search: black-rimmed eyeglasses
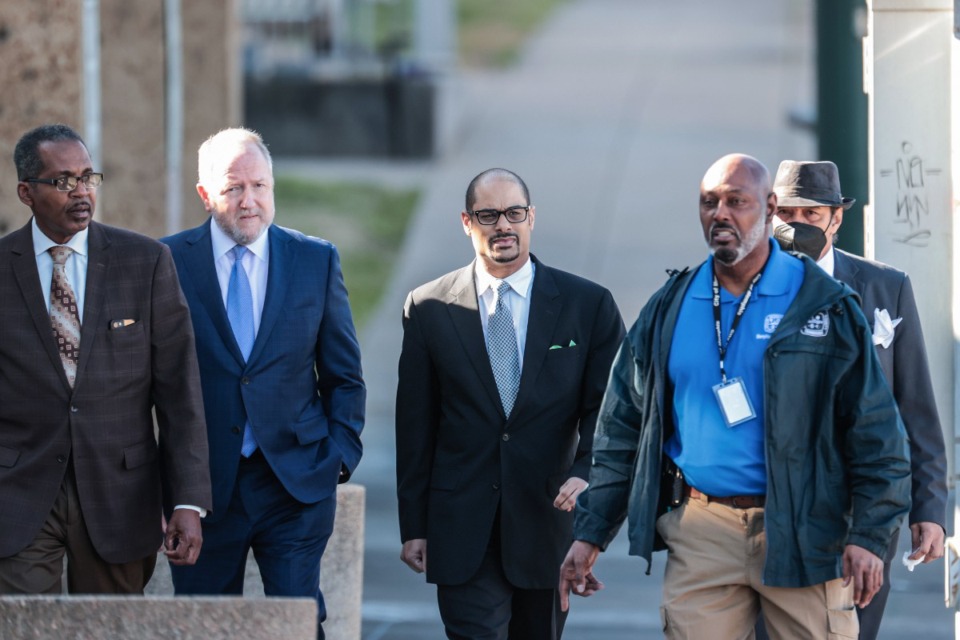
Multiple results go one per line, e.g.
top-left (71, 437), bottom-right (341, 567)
top-left (468, 205), bottom-right (531, 225)
top-left (24, 173), bottom-right (104, 192)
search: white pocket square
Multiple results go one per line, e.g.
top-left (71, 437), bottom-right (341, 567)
top-left (872, 308), bottom-right (901, 349)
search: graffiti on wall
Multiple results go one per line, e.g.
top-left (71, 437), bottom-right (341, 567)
top-left (878, 141), bottom-right (941, 247)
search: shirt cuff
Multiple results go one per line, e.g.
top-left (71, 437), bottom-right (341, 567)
top-left (174, 504), bottom-right (207, 518)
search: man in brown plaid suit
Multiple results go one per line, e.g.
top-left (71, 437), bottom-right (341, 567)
top-left (0, 124), bottom-right (212, 593)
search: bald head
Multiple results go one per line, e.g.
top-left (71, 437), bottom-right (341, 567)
top-left (465, 168), bottom-right (530, 211)
top-left (701, 154), bottom-right (771, 195)
top-left (699, 154), bottom-right (776, 269)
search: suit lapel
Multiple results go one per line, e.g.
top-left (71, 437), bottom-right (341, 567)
top-left (75, 223), bottom-right (108, 387)
top-left (248, 226), bottom-right (294, 364)
top-left (832, 249), bottom-right (871, 323)
top-left (8, 223), bottom-right (67, 387)
top-left (511, 261), bottom-right (561, 423)
top-left (832, 249), bottom-right (861, 293)
top-left (181, 222), bottom-right (247, 366)
top-left (447, 264), bottom-right (504, 415)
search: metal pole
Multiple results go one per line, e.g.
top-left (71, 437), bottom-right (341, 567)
top-left (81, 0), bottom-right (102, 168)
top-left (164, 0), bottom-right (184, 235)
top-left (817, 0), bottom-right (868, 256)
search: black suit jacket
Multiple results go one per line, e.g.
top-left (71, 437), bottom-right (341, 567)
top-left (833, 248), bottom-right (947, 528)
top-left (396, 256), bottom-right (624, 588)
top-left (0, 220), bottom-right (211, 563)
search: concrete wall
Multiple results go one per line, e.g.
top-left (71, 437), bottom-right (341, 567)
top-left (0, 596), bottom-right (317, 639)
top-left (0, 0), bottom-right (239, 238)
top-left (0, 3), bottom-right (84, 236)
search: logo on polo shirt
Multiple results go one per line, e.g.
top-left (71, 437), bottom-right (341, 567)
top-left (757, 314), bottom-right (782, 340)
top-left (763, 314), bottom-right (782, 333)
top-left (801, 311), bottom-right (830, 337)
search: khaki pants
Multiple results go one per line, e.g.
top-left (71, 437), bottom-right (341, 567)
top-left (656, 493), bottom-right (858, 639)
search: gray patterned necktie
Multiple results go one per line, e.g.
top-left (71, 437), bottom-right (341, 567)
top-left (49, 246), bottom-right (81, 387)
top-left (486, 281), bottom-right (521, 417)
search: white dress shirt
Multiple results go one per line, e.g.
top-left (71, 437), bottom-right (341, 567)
top-left (475, 258), bottom-right (535, 371)
top-left (817, 246), bottom-right (836, 276)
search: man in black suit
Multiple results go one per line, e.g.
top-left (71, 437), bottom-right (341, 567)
top-left (772, 160), bottom-right (947, 640)
top-left (396, 168), bottom-right (625, 639)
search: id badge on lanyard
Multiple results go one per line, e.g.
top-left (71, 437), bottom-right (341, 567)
top-left (713, 377), bottom-right (756, 427)
top-left (712, 267), bottom-right (762, 428)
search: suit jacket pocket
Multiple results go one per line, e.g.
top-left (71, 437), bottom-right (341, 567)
top-left (430, 467), bottom-right (460, 492)
top-left (294, 414), bottom-right (330, 445)
top-left (123, 439), bottom-right (158, 469)
top-left (0, 445), bottom-right (20, 468)
top-left (106, 320), bottom-right (146, 346)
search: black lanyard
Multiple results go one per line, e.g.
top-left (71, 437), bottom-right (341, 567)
top-left (712, 267), bottom-right (763, 383)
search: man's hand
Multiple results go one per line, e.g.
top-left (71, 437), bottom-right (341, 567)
top-left (909, 522), bottom-right (945, 563)
top-left (842, 544), bottom-right (883, 607)
top-left (401, 538), bottom-right (428, 574)
top-left (553, 478), bottom-right (588, 512)
top-left (164, 509), bottom-right (203, 566)
top-left (558, 540), bottom-right (603, 612)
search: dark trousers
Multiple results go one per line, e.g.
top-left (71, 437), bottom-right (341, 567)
top-left (170, 450), bottom-right (335, 638)
top-left (856, 527), bottom-right (900, 640)
top-left (436, 509), bottom-right (567, 640)
top-left (755, 527), bottom-right (901, 640)
top-left (0, 460), bottom-right (156, 594)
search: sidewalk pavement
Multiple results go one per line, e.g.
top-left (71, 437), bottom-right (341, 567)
top-left (346, 0), bottom-right (954, 638)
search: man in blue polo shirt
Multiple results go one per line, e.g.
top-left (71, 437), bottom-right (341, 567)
top-left (663, 229), bottom-right (802, 501)
top-left (559, 154), bottom-right (910, 639)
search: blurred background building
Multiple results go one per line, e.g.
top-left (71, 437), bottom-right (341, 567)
top-left (241, 0), bottom-right (456, 157)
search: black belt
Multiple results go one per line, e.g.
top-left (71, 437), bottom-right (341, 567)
top-left (687, 486), bottom-right (765, 509)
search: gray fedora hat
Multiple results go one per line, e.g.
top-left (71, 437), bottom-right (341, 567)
top-left (773, 160), bottom-right (855, 210)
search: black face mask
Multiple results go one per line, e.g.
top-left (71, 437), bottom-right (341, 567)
top-left (773, 222), bottom-right (827, 260)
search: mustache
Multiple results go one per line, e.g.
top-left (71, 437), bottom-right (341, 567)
top-left (710, 222), bottom-right (739, 237)
top-left (488, 232), bottom-right (518, 246)
top-left (67, 201), bottom-right (92, 212)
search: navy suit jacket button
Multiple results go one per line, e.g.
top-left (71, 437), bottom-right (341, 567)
top-left (241, 377), bottom-right (251, 385)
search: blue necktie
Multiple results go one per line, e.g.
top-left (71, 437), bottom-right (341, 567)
top-left (486, 281), bottom-right (521, 417)
top-left (227, 245), bottom-right (258, 456)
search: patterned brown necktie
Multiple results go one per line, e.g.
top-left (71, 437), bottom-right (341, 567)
top-left (48, 246), bottom-right (81, 387)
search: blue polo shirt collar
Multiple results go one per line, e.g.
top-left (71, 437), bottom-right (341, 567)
top-left (690, 238), bottom-right (792, 300)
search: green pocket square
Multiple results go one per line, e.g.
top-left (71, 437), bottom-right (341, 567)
top-left (550, 340), bottom-right (577, 350)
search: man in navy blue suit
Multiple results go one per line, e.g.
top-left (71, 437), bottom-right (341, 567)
top-left (162, 128), bottom-right (365, 638)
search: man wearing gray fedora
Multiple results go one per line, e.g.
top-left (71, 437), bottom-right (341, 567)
top-left (771, 160), bottom-right (947, 640)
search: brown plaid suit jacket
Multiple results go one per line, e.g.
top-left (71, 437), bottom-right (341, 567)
top-left (0, 220), bottom-right (211, 563)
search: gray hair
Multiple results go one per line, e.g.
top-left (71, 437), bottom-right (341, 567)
top-left (14, 124), bottom-right (87, 181)
top-left (197, 127), bottom-right (272, 186)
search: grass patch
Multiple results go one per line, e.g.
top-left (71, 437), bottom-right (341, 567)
top-left (458, 0), bottom-right (569, 68)
top-left (273, 176), bottom-right (420, 330)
